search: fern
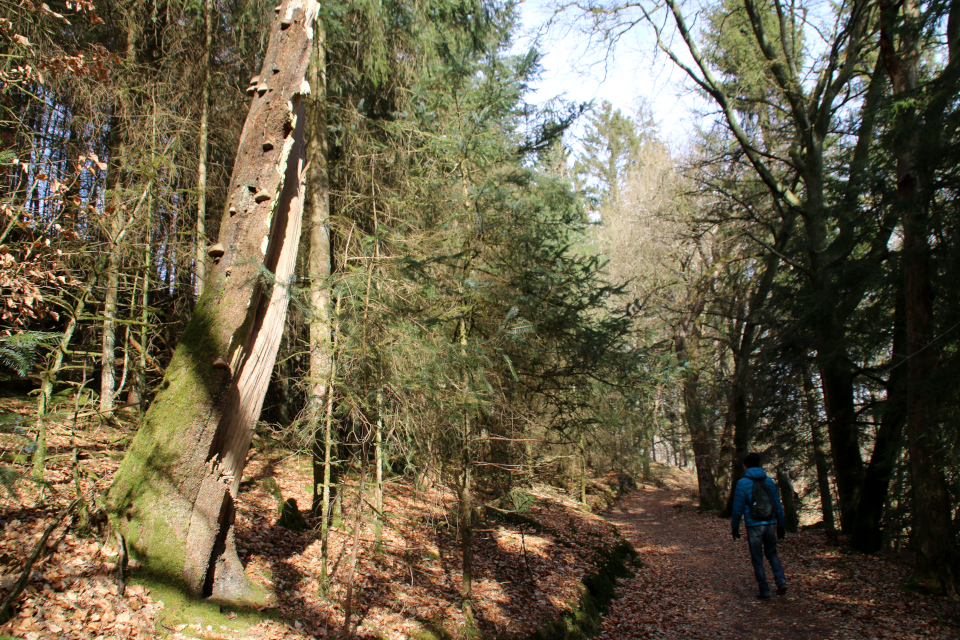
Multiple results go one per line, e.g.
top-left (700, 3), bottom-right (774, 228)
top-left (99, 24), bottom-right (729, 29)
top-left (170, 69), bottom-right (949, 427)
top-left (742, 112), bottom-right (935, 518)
top-left (0, 332), bottom-right (61, 376)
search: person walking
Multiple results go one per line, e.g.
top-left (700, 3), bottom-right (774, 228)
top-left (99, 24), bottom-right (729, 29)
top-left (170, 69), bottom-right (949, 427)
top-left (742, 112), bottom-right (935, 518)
top-left (731, 452), bottom-right (788, 599)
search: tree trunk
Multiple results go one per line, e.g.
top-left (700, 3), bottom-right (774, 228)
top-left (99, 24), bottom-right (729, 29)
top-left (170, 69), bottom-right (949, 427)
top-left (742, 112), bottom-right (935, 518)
top-left (879, 0), bottom-right (960, 592)
top-left (106, 0), bottom-right (320, 599)
top-left (319, 299), bottom-right (339, 586)
top-left (579, 430), bottom-right (587, 505)
top-left (101, 19), bottom-right (139, 414)
top-left (803, 369), bottom-right (835, 535)
top-left (374, 389), bottom-right (384, 551)
top-left (340, 460), bottom-right (366, 637)
top-left (306, 19), bottom-right (333, 519)
top-left (458, 319), bottom-right (474, 626)
top-left (194, 0), bottom-right (213, 297)
top-left (816, 328), bottom-right (862, 533)
top-left (776, 470), bottom-right (799, 534)
top-left (675, 321), bottom-right (720, 510)
top-left (850, 285), bottom-right (906, 552)
top-left (99, 212), bottom-right (123, 413)
top-left (722, 381), bottom-right (749, 517)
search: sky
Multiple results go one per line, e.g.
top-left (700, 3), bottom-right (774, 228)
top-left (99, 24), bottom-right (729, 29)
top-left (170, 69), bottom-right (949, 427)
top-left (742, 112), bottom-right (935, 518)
top-left (512, 0), bottom-right (709, 152)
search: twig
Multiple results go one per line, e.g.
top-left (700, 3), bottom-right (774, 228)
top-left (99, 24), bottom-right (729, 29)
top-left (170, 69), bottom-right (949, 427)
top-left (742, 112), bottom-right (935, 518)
top-left (519, 523), bottom-right (533, 581)
top-left (0, 499), bottom-right (79, 625)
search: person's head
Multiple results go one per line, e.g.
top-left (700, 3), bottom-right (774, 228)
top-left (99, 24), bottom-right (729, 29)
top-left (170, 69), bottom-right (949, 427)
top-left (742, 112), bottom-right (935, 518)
top-left (743, 452), bottom-right (761, 469)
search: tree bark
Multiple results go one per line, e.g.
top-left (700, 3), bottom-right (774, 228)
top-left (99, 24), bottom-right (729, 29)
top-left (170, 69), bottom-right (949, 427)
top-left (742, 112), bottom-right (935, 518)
top-left (803, 369), bottom-right (835, 535)
top-left (850, 284), bottom-right (906, 552)
top-left (194, 0), bottom-right (213, 297)
top-left (816, 323), bottom-right (863, 534)
top-left (675, 319), bottom-right (720, 510)
top-left (776, 470), bottom-right (799, 534)
top-left (459, 318), bottom-right (475, 626)
top-left (305, 19), bottom-right (333, 519)
top-left (106, 0), bottom-right (320, 599)
top-left (375, 389), bottom-right (384, 551)
top-left (879, 0), bottom-right (960, 592)
top-left (100, 18), bottom-right (139, 414)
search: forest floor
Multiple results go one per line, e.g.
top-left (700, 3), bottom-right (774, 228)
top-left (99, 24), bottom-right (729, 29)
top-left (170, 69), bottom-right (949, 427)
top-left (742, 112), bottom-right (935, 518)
top-left (2, 398), bottom-right (960, 639)
top-left (0, 398), bottom-right (627, 640)
top-left (597, 472), bottom-right (960, 639)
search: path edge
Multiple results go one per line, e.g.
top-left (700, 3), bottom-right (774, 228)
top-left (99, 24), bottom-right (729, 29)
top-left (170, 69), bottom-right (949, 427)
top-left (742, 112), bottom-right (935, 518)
top-left (518, 539), bottom-right (641, 640)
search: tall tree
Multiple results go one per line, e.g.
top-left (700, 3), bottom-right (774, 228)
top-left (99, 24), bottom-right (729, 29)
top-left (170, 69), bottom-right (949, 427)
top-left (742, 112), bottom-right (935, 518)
top-left (877, 0), bottom-right (960, 592)
top-left (107, 0), bottom-right (320, 598)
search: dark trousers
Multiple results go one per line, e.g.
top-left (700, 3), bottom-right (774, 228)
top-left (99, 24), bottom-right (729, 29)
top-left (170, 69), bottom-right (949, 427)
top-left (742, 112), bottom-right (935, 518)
top-left (746, 523), bottom-right (785, 595)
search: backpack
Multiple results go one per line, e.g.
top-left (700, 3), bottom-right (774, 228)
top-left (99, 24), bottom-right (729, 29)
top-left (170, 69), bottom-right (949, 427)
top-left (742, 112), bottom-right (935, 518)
top-left (751, 477), bottom-right (776, 520)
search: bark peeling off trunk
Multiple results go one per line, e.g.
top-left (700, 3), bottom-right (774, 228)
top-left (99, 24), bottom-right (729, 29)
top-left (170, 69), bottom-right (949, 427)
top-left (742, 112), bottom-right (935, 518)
top-left (107, 0), bottom-right (318, 600)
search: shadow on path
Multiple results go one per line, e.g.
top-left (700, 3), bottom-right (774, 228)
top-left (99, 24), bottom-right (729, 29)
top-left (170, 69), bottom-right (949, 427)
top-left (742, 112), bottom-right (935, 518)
top-left (598, 486), bottom-right (836, 640)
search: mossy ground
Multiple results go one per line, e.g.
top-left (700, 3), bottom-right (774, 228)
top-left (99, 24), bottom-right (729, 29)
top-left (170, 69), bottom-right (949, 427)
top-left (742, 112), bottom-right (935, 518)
top-left (131, 572), bottom-right (281, 638)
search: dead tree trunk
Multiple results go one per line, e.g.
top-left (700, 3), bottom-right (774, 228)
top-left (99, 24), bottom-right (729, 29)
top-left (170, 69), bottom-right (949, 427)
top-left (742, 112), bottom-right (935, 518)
top-left (106, 0), bottom-right (320, 600)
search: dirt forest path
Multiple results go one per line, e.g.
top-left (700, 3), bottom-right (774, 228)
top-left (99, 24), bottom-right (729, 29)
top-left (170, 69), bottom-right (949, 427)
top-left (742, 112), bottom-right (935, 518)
top-left (595, 481), bottom-right (960, 640)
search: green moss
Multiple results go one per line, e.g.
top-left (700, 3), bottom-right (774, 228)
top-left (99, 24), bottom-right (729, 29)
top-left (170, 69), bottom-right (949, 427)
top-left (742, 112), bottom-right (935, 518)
top-left (520, 539), bottom-right (639, 640)
top-left (409, 620), bottom-right (482, 640)
top-left (105, 302), bottom-right (232, 589)
top-left (411, 627), bottom-right (451, 640)
top-left (412, 536), bottom-right (638, 640)
top-left (132, 571), bottom-right (279, 636)
top-left (277, 498), bottom-right (308, 531)
top-left (903, 571), bottom-right (950, 596)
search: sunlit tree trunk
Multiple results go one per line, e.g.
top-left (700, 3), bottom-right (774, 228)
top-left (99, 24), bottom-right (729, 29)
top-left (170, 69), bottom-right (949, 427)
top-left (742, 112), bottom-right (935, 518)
top-left (100, 18), bottom-right (139, 414)
top-left (579, 430), bottom-right (587, 506)
top-left (375, 389), bottom-right (384, 551)
top-left (458, 318), bottom-right (474, 626)
top-left (107, 0), bottom-right (320, 599)
top-left (194, 0), bottom-right (213, 297)
top-left (306, 17), bottom-right (333, 519)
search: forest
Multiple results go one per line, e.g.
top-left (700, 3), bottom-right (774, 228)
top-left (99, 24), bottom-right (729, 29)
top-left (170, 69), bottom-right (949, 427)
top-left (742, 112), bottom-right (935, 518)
top-left (1, 0), bottom-right (959, 635)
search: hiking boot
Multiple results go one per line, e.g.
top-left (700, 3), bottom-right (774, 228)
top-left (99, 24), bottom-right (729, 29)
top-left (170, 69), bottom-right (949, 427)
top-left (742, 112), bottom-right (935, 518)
top-left (776, 584), bottom-right (788, 595)
top-left (758, 592), bottom-right (772, 600)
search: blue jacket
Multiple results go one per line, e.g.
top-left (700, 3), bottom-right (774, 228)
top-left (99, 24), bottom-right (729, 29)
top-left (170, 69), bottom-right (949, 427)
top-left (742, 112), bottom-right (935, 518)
top-left (731, 467), bottom-right (785, 529)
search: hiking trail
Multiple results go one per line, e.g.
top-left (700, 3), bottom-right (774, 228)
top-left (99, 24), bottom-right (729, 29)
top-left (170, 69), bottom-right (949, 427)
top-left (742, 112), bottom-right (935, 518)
top-left (596, 476), bottom-right (960, 640)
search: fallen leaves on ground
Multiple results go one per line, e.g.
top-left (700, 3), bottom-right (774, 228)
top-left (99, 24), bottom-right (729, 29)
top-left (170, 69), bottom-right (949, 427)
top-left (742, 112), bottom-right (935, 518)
top-left (3, 398), bottom-right (959, 640)
top-left (599, 474), bottom-right (960, 640)
top-left (0, 399), bottom-right (627, 639)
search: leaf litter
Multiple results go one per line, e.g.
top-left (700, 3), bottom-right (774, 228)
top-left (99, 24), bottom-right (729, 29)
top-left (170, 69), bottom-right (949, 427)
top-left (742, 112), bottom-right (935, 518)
top-left (0, 398), bottom-right (628, 639)
top-left (2, 398), bottom-right (959, 639)
top-left (598, 471), bottom-right (960, 640)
